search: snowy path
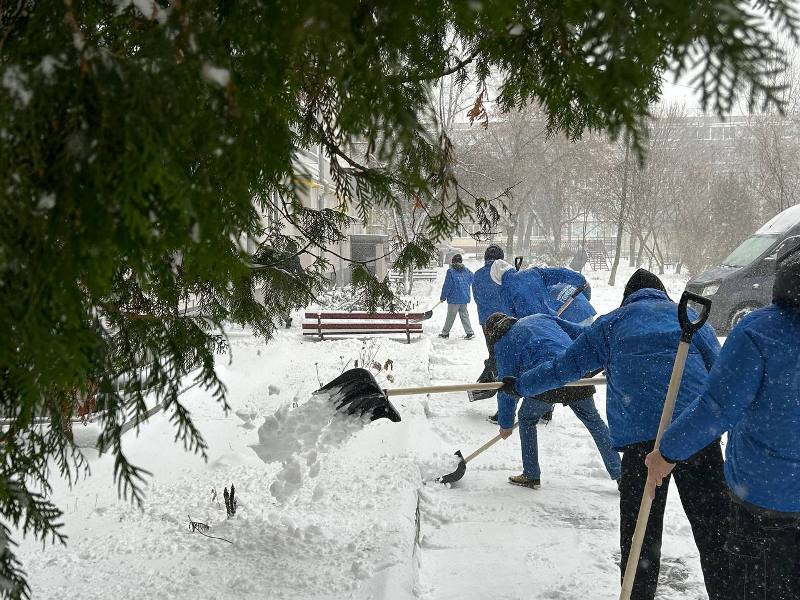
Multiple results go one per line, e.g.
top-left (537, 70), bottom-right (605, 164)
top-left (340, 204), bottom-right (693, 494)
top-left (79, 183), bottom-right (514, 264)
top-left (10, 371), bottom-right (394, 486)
top-left (18, 262), bottom-right (712, 600)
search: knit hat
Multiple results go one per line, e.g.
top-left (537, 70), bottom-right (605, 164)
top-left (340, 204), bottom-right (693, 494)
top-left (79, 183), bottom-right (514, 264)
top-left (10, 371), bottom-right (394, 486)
top-left (622, 268), bottom-right (667, 303)
top-left (484, 245), bottom-right (504, 261)
top-left (773, 250), bottom-right (800, 311)
top-left (484, 312), bottom-right (518, 350)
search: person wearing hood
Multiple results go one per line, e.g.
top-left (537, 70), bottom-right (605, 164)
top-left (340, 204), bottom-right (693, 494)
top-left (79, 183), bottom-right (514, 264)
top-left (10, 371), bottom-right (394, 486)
top-left (487, 311), bottom-right (621, 489)
top-left (646, 251), bottom-right (800, 600)
top-left (438, 254), bottom-right (475, 339)
top-left (499, 269), bottom-right (728, 600)
top-left (490, 258), bottom-right (590, 319)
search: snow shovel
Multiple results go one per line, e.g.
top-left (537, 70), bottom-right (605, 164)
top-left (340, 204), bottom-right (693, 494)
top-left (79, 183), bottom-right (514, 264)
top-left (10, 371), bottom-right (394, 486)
top-left (315, 368), bottom-right (605, 423)
top-left (437, 422), bottom-right (520, 484)
top-left (411, 300), bottom-right (443, 322)
top-left (435, 376), bottom-right (608, 483)
top-left (619, 291), bottom-right (711, 600)
top-left (554, 282), bottom-right (588, 317)
top-left (467, 283), bottom-right (589, 403)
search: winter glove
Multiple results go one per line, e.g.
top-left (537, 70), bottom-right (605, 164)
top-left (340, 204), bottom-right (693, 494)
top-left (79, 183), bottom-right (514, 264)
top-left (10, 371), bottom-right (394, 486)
top-left (498, 376), bottom-right (520, 399)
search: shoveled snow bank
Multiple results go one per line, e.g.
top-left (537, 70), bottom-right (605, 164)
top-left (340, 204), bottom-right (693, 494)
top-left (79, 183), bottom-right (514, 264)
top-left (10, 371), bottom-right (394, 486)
top-left (254, 394), bottom-right (372, 503)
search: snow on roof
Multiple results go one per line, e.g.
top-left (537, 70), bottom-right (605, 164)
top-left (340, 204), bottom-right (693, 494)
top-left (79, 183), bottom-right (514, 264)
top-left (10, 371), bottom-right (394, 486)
top-left (756, 204), bottom-right (800, 234)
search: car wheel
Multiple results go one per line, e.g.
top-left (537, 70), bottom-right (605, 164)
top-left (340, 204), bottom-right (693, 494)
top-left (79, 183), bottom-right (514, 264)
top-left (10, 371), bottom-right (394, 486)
top-left (729, 305), bottom-right (760, 330)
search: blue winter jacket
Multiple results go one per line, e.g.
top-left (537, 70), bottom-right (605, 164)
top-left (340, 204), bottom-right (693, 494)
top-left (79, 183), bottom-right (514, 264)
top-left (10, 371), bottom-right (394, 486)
top-left (516, 288), bottom-right (721, 449)
top-left (473, 260), bottom-right (514, 325)
top-left (440, 265), bottom-right (473, 304)
top-left (547, 283), bottom-right (597, 324)
top-left (494, 314), bottom-right (586, 428)
top-left (660, 304), bottom-right (800, 513)
top-left (502, 267), bottom-right (587, 318)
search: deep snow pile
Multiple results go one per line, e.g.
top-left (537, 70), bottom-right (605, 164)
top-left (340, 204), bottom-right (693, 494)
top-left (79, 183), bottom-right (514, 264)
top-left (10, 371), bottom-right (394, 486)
top-left (254, 393), bottom-right (371, 503)
top-left (17, 262), bottom-right (708, 600)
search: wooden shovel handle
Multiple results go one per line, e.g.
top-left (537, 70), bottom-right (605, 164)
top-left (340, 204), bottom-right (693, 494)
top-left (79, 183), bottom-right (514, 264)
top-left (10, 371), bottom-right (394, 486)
top-left (463, 422), bottom-right (520, 463)
top-left (619, 342), bottom-right (690, 600)
top-left (384, 377), bottom-right (605, 397)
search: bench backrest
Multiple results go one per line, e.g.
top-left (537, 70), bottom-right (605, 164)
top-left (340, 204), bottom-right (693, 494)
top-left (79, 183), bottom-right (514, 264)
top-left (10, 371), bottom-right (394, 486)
top-left (304, 311), bottom-right (424, 320)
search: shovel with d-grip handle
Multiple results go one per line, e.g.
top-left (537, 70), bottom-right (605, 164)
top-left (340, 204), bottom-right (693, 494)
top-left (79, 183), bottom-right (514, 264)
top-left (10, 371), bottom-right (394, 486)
top-left (618, 291), bottom-right (712, 600)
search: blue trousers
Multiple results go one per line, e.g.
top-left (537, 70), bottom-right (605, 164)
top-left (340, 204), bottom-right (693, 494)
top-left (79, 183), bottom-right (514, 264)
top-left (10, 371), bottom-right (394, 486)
top-left (518, 395), bottom-right (621, 481)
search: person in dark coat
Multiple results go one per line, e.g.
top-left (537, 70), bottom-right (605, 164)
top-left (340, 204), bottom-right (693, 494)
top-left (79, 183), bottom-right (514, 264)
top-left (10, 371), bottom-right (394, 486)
top-left (547, 282), bottom-right (597, 325)
top-left (490, 258), bottom-right (589, 319)
top-left (438, 254), bottom-right (475, 339)
top-left (501, 269), bottom-right (729, 600)
top-left (647, 252), bottom-right (800, 600)
top-left (488, 312), bottom-right (620, 489)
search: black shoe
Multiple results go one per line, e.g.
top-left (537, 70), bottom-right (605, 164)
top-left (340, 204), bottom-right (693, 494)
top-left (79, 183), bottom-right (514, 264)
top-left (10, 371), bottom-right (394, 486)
top-left (488, 413), bottom-right (498, 424)
top-left (465, 333), bottom-right (475, 340)
top-left (540, 411), bottom-right (554, 424)
top-left (438, 333), bottom-right (449, 339)
top-left (508, 475), bottom-right (541, 489)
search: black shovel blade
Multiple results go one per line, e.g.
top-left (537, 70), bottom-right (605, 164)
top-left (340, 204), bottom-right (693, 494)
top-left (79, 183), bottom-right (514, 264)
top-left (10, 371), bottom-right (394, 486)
top-left (313, 367), bottom-right (401, 423)
top-left (436, 450), bottom-right (466, 484)
top-left (410, 308), bottom-right (434, 322)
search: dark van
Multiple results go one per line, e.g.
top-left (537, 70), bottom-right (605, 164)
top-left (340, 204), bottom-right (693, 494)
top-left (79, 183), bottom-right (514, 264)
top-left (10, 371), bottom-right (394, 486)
top-left (686, 204), bottom-right (800, 333)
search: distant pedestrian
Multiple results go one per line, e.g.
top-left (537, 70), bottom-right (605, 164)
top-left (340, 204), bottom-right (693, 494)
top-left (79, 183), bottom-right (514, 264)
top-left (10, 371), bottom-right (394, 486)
top-left (647, 251), bottom-right (800, 600)
top-left (438, 254), bottom-right (475, 339)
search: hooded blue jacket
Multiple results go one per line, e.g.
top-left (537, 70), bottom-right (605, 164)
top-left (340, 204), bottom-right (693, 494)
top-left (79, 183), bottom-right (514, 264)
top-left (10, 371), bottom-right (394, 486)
top-left (494, 314), bottom-right (585, 428)
top-left (502, 267), bottom-right (587, 318)
top-left (547, 283), bottom-right (597, 324)
top-left (660, 304), bottom-right (800, 513)
top-left (515, 288), bottom-right (721, 449)
top-left (440, 265), bottom-right (473, 304)
top-left (473, 260), bottom-right (514, 325)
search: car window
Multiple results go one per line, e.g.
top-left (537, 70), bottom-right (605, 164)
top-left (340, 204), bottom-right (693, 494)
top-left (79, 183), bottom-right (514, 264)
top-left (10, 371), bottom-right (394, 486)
top-left (720, 235), bottom-right (778, 268)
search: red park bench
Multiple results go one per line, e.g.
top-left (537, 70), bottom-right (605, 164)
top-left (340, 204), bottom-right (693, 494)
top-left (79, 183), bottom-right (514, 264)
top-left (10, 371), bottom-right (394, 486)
top-left (302, 311), bottom-right (424, 343)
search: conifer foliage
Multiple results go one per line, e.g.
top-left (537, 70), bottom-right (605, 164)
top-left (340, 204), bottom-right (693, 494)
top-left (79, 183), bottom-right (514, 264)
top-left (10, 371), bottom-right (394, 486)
top-left (0, 0), bottom-right (797, 596)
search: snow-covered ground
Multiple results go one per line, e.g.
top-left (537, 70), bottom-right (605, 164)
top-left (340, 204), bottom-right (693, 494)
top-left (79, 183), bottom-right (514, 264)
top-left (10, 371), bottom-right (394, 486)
top-left (18, 262), bottom-right (709, 600)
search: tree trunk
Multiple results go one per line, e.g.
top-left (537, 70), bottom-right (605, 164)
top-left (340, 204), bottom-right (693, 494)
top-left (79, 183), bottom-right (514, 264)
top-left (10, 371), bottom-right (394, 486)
top-left (515, 213), bottom-right (527, 254)
top-left (609, 142), bottom-right (630, 287)
top-left (552, 224), bottom-right (562, 263)
top-left (505, 223), bottom-right (516, 258)
top-left (522, 213), bottom-right (534, 256)
top-left (628, 231), bottom-right (636, 267)
top-left (636, 232), bottom-right (649, 267)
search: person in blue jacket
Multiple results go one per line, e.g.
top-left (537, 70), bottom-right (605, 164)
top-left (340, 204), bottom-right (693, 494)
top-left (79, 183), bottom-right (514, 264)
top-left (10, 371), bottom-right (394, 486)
top-left (646, 252), bottom-right (800, 600)
top-left (438, 254), bottom-right (475, 339)
top-left (473, 245), bottom-right (515, 344)
top-left (490, 258), bottom-right (590, 318)
top-left (500, 269), bottom-right (728, 600)
top-left (547, 282), bottom-right (597, 325)
top-left (487, 311), bottom-right (620, 489)
top-left (470, 245), bottom-right (515, 405)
